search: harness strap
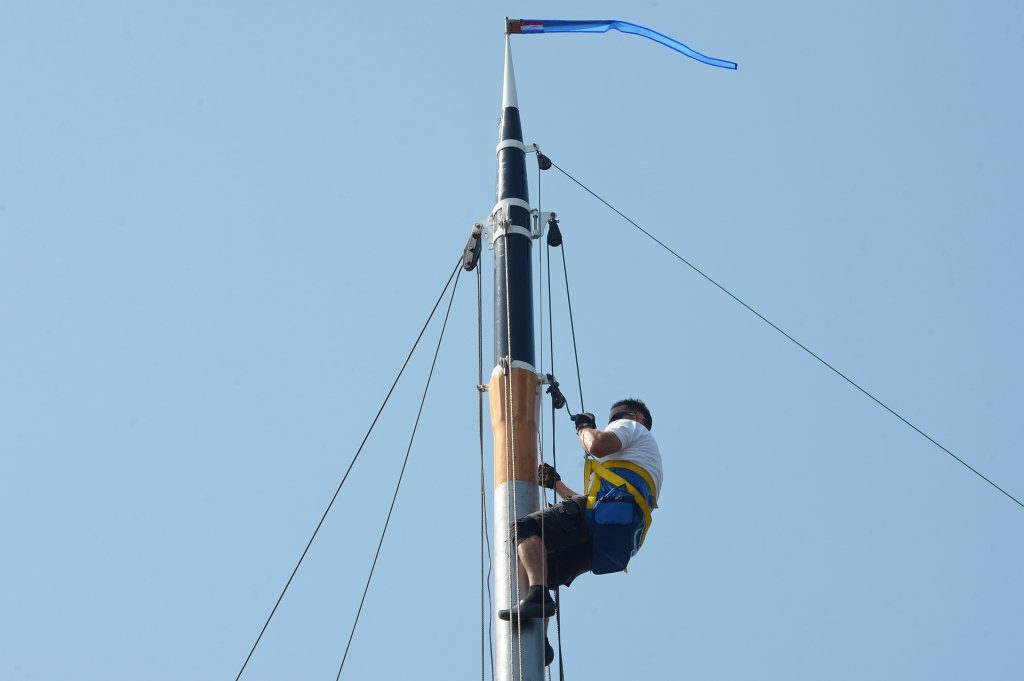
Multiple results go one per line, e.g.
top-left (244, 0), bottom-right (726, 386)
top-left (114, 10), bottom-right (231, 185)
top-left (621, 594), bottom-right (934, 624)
top-left (584, 458), bottom-right (654, 546)
top-left (605, 461), bottom-right (658, 508)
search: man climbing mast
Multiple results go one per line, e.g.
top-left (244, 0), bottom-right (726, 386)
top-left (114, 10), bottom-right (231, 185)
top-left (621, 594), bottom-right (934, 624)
top-left (499, 398), bottom-right (663, 621)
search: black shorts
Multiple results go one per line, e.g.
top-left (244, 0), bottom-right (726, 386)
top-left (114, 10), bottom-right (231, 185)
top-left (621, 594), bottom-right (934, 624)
top-left (512, 496), bottom-right (593, 588)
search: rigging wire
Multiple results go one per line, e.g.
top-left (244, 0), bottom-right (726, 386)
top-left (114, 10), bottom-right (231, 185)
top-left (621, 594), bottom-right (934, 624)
top-left (335, 266), bottom-right (464, 679)
top-left (537, 225), bottom-right (551, 681)
top-left (550, 160), bottom-right (1024, 512)
top-left (541, 165), bottom-right (568, 681)
top-left (546, 244), bottom-right (569, 681)
top-left (536, 168), bottom-right (559, 681)
top-left (558, 241), bottom-right (585, 414)
top-left (478, 265), bottom-right (496, 681)
top-left (538, 163), bottom-right (546, 387)
top-left (233, 258), bottom-right (463, 681)
top-left (537, 164), bottom-right (551, 640)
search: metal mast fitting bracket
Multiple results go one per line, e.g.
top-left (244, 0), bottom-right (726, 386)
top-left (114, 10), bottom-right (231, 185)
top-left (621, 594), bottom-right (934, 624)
top-left (486, 218), bottom-right (532, 246)
top-left (531, 210), bottom-right (556, 240)
top-left (478, 205), bottom-right (557, 250)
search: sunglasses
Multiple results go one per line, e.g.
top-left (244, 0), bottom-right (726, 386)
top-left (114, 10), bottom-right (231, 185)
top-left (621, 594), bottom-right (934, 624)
top-left (609, 411), bottom-right (634, 422)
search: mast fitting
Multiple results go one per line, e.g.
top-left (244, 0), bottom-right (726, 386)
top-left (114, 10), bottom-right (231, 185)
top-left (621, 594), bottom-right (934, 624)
top-left (543, 374), bottom-right (568, 410)
top-left (496, 139), bottom-right (531, 154)
top-left (462, 224), bottom-right (482, 271)
top-left (531, 210), bottom-right (556, 241)
top-left (545, 214), bottom-right (562, 247)
top-left (476, 201), bottom-right (558, 250)
top-left (533, 144), bottom-right (553, 170)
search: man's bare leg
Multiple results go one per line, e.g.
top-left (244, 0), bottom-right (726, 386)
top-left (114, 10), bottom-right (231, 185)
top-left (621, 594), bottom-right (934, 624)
top-left (516, 535), bottom-right (547, 588)
top-left (516, 547), bottom-right (528, 602)
top-left (499, 536), bottom-right (557, 622)
top-left (512, 539), bottom-right (556, 665)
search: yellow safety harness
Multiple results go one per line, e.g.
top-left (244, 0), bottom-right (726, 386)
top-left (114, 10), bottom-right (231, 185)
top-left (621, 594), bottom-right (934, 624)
top-left (584, 458), bottom-right (657, 546)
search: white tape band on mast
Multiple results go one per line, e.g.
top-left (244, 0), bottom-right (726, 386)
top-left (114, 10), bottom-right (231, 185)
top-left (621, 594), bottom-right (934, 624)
top-left (491, 360), bottom-right (538, 378)
top-left (492, 197), bottom-right (531, 216)
top-left (496, 139), bottom-right (530, 154)
top-left (492, 224), bottom-right (532, 241)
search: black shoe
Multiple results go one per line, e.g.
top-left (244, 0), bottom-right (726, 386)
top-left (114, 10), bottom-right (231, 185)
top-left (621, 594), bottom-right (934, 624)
top-left (545, 638), bottom-right (554, 667)
top-left (497, 592), bottom-right (557, 621)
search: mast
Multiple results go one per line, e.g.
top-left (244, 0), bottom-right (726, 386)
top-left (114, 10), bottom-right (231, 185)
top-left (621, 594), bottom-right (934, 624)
top-left (488, 32), bottom-right (544, 681)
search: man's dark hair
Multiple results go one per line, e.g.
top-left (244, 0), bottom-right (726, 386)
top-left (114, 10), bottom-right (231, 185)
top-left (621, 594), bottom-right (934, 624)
top-left (610, 398), bottom-right (652, 430)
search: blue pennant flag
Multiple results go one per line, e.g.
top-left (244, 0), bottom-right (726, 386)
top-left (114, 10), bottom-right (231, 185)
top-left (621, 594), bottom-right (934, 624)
top-left (507, 19), bottom-right (737, 70)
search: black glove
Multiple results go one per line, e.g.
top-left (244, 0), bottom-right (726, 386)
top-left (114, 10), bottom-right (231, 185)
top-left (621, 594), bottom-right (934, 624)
top-left (538, 463), bottom-right (560, 489)
top-left (571, 412), bottom-right (596, 432)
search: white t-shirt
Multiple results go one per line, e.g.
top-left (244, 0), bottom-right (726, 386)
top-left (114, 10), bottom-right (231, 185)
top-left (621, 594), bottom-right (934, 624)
top-left (601, 419), bottom-right (663, 504)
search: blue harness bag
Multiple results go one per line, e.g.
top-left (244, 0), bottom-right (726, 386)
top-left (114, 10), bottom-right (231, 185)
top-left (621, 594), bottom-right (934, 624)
top-left (583, 463), bottom-right (656, 574)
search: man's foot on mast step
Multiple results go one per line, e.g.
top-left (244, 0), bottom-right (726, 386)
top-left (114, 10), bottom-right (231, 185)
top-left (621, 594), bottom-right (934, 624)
top-left (497, 585), bottom-right (557, 621)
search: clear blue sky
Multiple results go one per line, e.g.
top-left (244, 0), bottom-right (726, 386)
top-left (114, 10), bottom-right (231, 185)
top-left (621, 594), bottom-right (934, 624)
top-left (2, 2), bottom-right (1022, 680)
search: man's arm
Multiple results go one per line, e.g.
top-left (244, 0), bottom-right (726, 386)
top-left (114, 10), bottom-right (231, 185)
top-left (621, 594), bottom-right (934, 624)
top-left (553, 479), bottom-right (580, 500)
top-left (578, 427), bottom-right (623, 458)
top-left (538, 463), bottom-right (582, 499)
top-left (570, 412), bottom-right (624, 458)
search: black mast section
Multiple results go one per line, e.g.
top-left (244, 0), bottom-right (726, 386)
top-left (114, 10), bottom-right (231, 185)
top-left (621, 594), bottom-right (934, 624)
top-left (494, 84), bottom-right (534, 368)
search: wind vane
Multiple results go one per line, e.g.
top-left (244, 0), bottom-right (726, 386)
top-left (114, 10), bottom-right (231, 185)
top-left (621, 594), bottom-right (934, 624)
top-left (505, 18), bottom-right (738, 70)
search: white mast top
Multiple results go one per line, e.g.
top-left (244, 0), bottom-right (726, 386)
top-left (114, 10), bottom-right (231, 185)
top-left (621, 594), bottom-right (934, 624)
top-left (502, 35), bottom-right (518, 109)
